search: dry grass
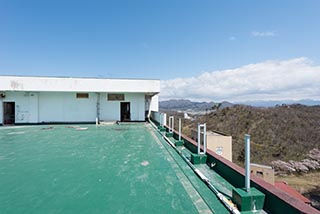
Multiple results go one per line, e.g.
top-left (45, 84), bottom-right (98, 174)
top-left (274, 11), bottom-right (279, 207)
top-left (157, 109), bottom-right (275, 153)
top-left (276, 172), bottom-right (320, 210)
top-left (275, 172), bottom-right (320, 193)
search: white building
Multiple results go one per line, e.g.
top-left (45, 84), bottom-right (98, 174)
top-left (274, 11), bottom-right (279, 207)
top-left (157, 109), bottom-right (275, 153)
top-left (0, 76), bottom-right (160, 125)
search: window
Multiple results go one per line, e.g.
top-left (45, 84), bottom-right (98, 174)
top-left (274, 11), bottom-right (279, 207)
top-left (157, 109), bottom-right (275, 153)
top-left (256, 171), bottom-right (264, 177)
top-left (76, 93), bottom-right (89, 98)
top-left (107, 94), bottom-right (125, 101)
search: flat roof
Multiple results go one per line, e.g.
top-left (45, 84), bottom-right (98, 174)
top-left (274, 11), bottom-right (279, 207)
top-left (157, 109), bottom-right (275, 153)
top-left (0, 75), bottom-right (160, 94)
top-left (0, 124), bottom-right (229, 213)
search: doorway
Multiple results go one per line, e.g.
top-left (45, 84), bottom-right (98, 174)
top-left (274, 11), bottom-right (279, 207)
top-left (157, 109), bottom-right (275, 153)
top-left (3, 102), bottom-right (15, 125)
top-left (120, 102), bottom-right (131, 122)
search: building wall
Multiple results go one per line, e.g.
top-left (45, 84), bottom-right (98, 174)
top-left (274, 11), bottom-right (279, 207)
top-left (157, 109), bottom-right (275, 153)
top-left (207, 135), bottom-right (232, 162)
top-left (149, 95), bottom-right (159, 112)
top-left (251, 164), bottom-right (275, 185)
top-left (150, 111), bottom-right (167, 126)
top-left (99, 93), bottom-right (120, 121)
top-left (191, 130), bottom-right (232, 162)
top-left (99, 93), bottom-right (145, 121)
top-left (38, 92), bottom-right (97, 123)
top-left (0, 76), bottom-right (160, 93)
top-left (126, 93), bottom-right (145, 121)
top-left (1, 91), bottom-right (147, 124)
top-left (0, 100), bottom-right (2, 124)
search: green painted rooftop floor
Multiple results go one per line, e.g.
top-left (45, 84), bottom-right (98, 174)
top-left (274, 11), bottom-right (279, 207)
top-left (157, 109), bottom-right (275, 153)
top-left (0, 124), bottom-right (230, 214)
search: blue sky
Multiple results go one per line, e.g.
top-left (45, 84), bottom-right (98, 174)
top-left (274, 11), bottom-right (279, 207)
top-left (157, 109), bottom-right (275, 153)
top-left (1, 0), bottom-right (320, 101)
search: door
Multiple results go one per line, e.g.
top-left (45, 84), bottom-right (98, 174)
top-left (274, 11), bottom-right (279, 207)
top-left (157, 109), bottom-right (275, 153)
top-left (120, 102), bottom-right (130, 122)
top-left (3, 102), bottom-right (15, 125)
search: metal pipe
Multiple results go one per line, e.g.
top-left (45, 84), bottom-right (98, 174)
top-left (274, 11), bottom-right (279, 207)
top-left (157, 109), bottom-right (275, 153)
top-left (163, 113), bottom-right (167, 126)
top-left (203, 123), bottom-right (207, 154)
top-left (245, 134), bottom-right (251, 192)
top-left (197, 123), bottom-right (201, 154)
top-left (198, 123), bottom-right (207, 154)
top-left (178, 118), bottom-right (181, 141)
top-left (96, 92), bottom-right (100, 124)
top-left (169, 116), bottom-right (174, 133)
top-left (172, 116), bottom-right (174, 132)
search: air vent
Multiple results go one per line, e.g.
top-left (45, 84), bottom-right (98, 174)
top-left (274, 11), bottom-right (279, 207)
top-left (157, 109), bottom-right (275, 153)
top-left (0, 92), bottom-right (5, 98)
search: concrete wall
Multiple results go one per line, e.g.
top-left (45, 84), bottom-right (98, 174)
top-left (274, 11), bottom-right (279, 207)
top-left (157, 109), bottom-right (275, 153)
top-left (0, 98), bottom-right (3, 123)
top-left (191, 130), bottom-right (232, 162)
top-left (206, 135), bottom-right (232, 162)
top-left (251, 163), bottom-right (275, 185)
top-left (150, 111), bottom-right (166, 126)
top-left (99, 93), bottom-right (146, 121)
top-left (1, 91), bottom-right (149, 124)
top-left (100, 93), bottom-right (120, 121)
top-left (149, 95), bottom-right (159, 112)
top-left (126, 93), bottom-right (145, 121)
top-left (38, 92), bottom-right (97, 123)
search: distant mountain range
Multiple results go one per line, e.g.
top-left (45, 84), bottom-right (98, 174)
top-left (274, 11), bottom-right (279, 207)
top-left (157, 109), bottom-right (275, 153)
top-left (159, 99), bottom-right (233, 111)
top-left (159, 99), bottom-right (320, 111)
top-left (238, 99), bottom-right (320, 107)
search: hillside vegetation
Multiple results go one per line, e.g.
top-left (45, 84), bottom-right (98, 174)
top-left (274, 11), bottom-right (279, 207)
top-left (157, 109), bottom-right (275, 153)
top-left (179, 104), bottom-right (320, 166)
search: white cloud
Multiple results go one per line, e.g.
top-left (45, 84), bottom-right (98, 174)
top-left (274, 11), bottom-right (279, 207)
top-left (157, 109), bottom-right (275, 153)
top-left (252, 31), bottom-right (276, 37)
top-left (160, 58), bottom-right (320, 102)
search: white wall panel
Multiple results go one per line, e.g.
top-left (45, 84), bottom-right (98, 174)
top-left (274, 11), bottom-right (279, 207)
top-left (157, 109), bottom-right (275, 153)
top-left (0, 76), bottom-right (160, 94)
top-left (0, 100), bottom-right (3, 123)
top-left (1, 91), bottom-right (152, 124)
top-left (126, 93), bottom-right (145, 121)
top-left (99, 93), bottom-right (120, 121)
top-left (38, 92), bottom-right (97, 122)
top-left (150, 95), bottom-right (159, 112)
top-left (28, 92), bottom-right (39, 123)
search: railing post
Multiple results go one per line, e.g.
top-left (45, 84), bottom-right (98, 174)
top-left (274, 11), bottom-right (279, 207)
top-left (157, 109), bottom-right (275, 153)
top-left (169, 116), bottom-right (174, 133)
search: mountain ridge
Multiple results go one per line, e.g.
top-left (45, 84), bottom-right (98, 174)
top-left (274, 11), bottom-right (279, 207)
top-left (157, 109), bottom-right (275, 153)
top-left (159, 99), bottom-right (233, 111)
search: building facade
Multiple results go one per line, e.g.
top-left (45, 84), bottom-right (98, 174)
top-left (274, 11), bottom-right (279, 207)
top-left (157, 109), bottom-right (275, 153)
top-left (191, 129), bottom-right (232, 162)
top-left (250, 163), bottom-right (275, 185)
top-left (0, 76), bottom-right (160, 124)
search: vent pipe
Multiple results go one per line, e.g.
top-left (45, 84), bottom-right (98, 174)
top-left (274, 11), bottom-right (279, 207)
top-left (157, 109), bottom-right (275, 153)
top-left (245, 134), bottom-right (251, 192)
top-left (96, 92), bottom-right (100, 125)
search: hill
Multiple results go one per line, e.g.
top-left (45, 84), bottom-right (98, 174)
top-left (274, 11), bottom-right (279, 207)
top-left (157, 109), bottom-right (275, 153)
top-left (179, 104), bottom-right (320, 166)
top-left (160, 99), bottom-right (233, 112)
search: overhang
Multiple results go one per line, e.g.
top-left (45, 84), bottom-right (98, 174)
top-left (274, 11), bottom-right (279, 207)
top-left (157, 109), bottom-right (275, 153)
top-left (0, 76), bottom-right (160, 95)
